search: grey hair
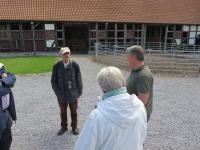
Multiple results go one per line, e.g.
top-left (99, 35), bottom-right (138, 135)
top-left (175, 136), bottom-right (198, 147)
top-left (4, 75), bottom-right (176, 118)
top-left (126, 45), bottom-right (145, 61)
top-left (97, 66), bottom-right (125, 92)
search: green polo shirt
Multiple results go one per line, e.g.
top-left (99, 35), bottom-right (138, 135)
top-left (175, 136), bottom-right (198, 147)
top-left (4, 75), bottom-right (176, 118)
top-left (127, 65), bottom-right (153, 121)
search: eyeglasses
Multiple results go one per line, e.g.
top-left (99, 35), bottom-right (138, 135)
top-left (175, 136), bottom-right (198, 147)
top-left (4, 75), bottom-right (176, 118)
top-left (63, 52), bottom-right (70, 55)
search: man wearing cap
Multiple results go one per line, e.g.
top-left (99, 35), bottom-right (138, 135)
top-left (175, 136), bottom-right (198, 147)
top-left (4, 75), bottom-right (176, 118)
top-left (0, 63), bottom-right (16, 150)
top-left (51, 47), bottom-right (83, 135)
top-left (126, 45), bottom-right (153, 121)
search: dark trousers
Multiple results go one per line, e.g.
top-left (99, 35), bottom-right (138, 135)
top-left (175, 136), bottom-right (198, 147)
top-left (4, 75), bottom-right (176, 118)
top-left (59, 100), bottom-right (78, 130)
top-left (0, 122), bottom-right (12, 150)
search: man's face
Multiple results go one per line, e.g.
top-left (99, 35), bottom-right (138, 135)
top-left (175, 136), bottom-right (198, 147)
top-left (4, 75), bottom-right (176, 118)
top-left (127, 54), bottom-right (137, 68)
top-left (61, 52), bottom-right (70, 62)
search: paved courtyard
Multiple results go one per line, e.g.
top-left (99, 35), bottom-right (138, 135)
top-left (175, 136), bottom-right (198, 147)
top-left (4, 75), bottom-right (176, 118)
top-left (11, 56), bottom-right (200, 150)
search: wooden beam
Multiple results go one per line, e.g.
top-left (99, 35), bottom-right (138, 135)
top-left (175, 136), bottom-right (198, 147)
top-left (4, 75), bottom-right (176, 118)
top-left (20, 23), bottom-right (25, 52)
top-left (164, 25), bottom-right (168, 52)
top-left (8, 23), bottom-right (13, 51)
top-left (96, 23), bottom-right (99, 43)
top-left (105, 23), bottom-right (108, 43)
top-left (143, 24), bottom-right (147, 49)
top-left (88, 24), bottom-right (91, 51)
top-left (124, 24), bottom-right (127, 46)
top-left (115, 23), bottom-right (117, 44)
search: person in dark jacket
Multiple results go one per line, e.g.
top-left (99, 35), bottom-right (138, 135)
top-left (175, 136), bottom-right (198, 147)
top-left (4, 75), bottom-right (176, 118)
top-left (51, 47), bottom-right (83, 136)
top-left (0, 63), bottom-right (16, 150)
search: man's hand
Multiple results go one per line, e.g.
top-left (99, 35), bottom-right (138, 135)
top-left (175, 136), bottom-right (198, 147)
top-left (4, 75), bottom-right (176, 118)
top-left (138, 93), bottom-right (150, 106)
top-left (2, 73), bottom-right (7, 78)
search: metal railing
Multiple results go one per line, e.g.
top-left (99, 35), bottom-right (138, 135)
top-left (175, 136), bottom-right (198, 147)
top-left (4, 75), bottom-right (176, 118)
top-left (95, 42), bottom-right (200, 55)
top-left (95, 42), bottom-right (200, 76)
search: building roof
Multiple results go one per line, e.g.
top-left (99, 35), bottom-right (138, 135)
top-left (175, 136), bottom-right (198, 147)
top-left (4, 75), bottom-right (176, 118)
top-left (0, 0), bottom-right (200, 24)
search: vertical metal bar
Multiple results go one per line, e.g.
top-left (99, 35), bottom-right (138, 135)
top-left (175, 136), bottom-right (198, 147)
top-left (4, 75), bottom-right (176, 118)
top-left (95, 43), bottom-right (99, 57)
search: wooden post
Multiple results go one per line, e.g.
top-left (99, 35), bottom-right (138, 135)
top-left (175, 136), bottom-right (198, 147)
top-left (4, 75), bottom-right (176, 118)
top-left (20, 23), bottom-right (25, 52)
top-left (105, 23), bottom-right (108, 44)
top-left (133, 24), bottom-right (135, 45)
top-left (143, 24), bottom-right (147, 49)
top-left (124, 24), bottom-right (127, 47)
top-left (115, 23), bottom-right (117, 45)
top-left (88, 23), bottom-right (91, 52)
top-left (62, 23), bottom-right (65, 47)
top-left (8, 23), bottom-right (13, 51)
top-left (164, 25), bottom-right (168, 52)
top-left (31, 22), bottom-right (36, 55)
top-left (96, 23), bottom-right (99, 44)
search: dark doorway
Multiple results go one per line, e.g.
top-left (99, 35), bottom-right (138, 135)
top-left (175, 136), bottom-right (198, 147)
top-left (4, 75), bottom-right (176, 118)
top-left (146, 25), bottom-right (166, 43)
top-left (65, 24), bottom-right (89, 54)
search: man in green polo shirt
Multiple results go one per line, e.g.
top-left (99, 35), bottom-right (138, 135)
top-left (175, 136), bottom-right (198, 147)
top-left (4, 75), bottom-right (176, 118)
top-left (126, 45), bottom-right (153, 121)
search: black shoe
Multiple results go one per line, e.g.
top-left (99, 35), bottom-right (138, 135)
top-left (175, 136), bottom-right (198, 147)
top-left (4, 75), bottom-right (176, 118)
top-left (72, 128), bottom-right (79, 135)
top-left (57, 128), bottom-right (67, 136)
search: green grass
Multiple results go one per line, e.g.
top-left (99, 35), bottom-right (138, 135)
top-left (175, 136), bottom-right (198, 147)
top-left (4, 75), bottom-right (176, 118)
top-left (0, 56), bottom-right (58, 75)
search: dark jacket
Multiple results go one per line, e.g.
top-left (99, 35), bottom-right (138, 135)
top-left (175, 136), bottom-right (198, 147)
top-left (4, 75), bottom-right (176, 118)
top-left (0, 73), bottom-right (17, 130)
top-left (51, 60), bottom-right (83, 103)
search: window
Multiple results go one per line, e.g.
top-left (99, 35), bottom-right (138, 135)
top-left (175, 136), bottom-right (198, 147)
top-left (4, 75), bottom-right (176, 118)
top-left (98, 31), bottom-right (106, 38)
top-left (175, 25), bottom-right (182, 31)
top-left (57, 31), bottom-right (63, 38)
top-left (34, 23), bottom-right (44, 30)
top-left (57, 40), bottom-right (64, 47)
top-left (90, 23), bottom-right (96, 30)
top-left (45, 24), bottom-right (55, 30)
top-left (117, 31), bottom-right (124, 38)
top-left (183, 25), bottom-right (189, 31)
top-left (0, 23), bottom-right (7, 30)
top-left (135, 24), bottom-right (142, 30)
top-left (117, 23), bottom-right (124, 30)
top-left (98, 23), bottom-right (105, 30)
top-left (167, 32), bottom-right (174, 38)
top-left (168, 25), bottom-right (174, 31)
top-left (108, 23), bottom-right (115, 30)
top-left (127, 24), bottom-right (133, 30)
top-left (22, 23), bottom-right (31, 30)
top-left (56, 23), bottom-right (63, 30)
top-left (190, 26), bottom-right (196, 31)
top-left (0, 32), bottom-right (8, 39)
top-left (10, 23), bottom-right (19, 30)
top-left (108, 31), bottom-right (115, 38)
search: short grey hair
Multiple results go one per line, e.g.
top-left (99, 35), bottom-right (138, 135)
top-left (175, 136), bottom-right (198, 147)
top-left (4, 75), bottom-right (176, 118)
top-left (126, 45), bottom-right (145, 61)
top-left (97, 66), bottom-right (125, 92)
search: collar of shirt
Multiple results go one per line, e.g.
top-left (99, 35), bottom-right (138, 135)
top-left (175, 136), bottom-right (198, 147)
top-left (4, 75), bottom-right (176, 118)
top-left (63, 61), bottom-right (69, 69)
top-left (132, 64), bottom-right (145, 72)
top-left (102, 87), bottom-right (127, 100)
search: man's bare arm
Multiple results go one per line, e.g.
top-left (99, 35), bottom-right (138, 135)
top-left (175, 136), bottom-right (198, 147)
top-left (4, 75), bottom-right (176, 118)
top-left (138, 92), bottom-right (149, 106)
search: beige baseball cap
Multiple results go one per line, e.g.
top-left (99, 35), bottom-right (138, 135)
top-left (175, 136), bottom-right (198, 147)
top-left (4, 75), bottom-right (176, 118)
top-left (59, 47), bottom-right (70, 55)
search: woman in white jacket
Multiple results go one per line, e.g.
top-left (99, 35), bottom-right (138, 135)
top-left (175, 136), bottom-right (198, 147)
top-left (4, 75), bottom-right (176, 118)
top-left (75, 66), bottom-right (147, 150)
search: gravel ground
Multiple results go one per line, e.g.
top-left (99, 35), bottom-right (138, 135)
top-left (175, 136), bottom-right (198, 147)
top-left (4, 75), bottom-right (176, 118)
top-left (10, 56), bottom-right (200, 150)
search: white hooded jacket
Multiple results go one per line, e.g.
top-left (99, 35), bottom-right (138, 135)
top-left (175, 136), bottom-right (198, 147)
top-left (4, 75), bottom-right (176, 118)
top-left (75, 89), bottom-right (147, 150)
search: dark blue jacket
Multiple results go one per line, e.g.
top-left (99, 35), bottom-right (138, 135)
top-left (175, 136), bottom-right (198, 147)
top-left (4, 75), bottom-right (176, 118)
top-left (0, 73), bottom-right (16, 130)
